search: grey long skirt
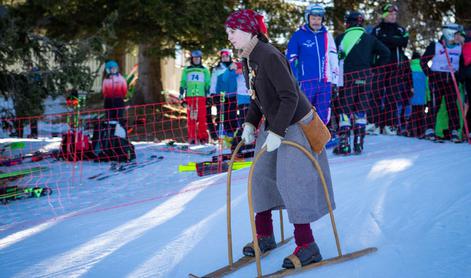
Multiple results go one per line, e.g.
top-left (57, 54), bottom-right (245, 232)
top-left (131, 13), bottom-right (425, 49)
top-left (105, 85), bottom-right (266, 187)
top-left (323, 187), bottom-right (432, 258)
top-left (251, 112), bottom-right (335, 224)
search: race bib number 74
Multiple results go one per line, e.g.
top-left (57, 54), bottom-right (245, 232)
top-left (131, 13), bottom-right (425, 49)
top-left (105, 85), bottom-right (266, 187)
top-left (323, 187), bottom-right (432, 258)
top-left (187, 72), bottom-right (205, 82)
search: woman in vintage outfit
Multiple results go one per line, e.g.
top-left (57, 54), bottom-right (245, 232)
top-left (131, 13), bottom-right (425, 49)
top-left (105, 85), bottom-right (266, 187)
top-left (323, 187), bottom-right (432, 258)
top-left (224, 9), bottom-right (335, 268)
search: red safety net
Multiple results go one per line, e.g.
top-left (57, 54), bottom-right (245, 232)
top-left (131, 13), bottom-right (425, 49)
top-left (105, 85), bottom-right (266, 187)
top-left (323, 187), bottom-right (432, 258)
top-left (0, 56), bottom-right (470, 229)
top-left (330, 56), bottom-right (469, 142)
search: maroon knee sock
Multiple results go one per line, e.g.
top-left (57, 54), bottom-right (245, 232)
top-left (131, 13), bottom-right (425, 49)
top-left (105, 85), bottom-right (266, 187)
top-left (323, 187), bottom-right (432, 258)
top-left (255, 209), bottom-right (273, 237)
top-left (294, 223), bottom-right (314, 246)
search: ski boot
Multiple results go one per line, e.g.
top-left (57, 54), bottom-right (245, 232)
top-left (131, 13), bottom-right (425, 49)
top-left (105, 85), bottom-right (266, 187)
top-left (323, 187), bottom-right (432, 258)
top-left (424, 128), bottom-right (436, 141)
top-left (282, 242), bottom-right (322, 269)
top-left (333, 127), bottom-right (351, 155)
top-left (353, 126), bottom-right (365, 155)
top-left (365, 123), bottom-right (380, 135)
top-left (399, 122), bottom-right (410, 137)
top-left (353, 141), bottom-right (363, 155)
top-left (110, 162), bottom-right (119, 171)
top-left (242, 234), bottom-right (277, 257)
top-left (333, 142), bottom-right (350, 155)
top-left (451, 130), bottom-right (462, 143)
top-left (383, 125), bottom-right (397, 135)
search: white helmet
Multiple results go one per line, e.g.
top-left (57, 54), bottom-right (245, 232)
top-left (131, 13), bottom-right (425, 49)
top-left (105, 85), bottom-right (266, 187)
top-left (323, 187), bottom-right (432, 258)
top-left (304, 4), bottom-right (325, 23)
top-left (442, 23), bottom-right (463, 42)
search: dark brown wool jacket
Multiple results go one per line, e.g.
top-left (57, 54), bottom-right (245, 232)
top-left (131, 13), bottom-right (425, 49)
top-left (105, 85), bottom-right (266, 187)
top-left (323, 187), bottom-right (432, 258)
top-left (241, 38), bottom-right (312, 137)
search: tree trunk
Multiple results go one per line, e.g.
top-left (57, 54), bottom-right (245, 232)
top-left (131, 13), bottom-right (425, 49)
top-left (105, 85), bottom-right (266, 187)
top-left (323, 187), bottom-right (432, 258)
top-left (332, 0), bottom-right (355, 36)
top-left (108, 45), bottom-right (127, 72)
top-left (134, 43), bottom-right (164, 104)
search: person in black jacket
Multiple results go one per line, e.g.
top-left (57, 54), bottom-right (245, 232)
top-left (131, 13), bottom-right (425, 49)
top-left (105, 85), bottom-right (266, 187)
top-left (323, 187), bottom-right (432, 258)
top-left (225, 9), bottom-right (335, 269)
top-left (334, 11), bottom-right (390, 155)
top-left (421, 23), bottom-right (464, 143)
top-left (372, 3), bottom-right (411, 136)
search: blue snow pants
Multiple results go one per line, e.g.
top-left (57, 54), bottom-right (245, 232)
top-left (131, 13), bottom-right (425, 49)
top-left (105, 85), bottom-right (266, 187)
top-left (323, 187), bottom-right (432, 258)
top-left (300, 81), bottom-right (331, 124)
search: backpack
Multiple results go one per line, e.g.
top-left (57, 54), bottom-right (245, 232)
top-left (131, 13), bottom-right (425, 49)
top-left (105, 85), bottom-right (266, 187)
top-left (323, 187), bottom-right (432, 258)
top-left (59, 130), bottom-right (93, 161)
top-left (92, 121), bottom-right (136, 162)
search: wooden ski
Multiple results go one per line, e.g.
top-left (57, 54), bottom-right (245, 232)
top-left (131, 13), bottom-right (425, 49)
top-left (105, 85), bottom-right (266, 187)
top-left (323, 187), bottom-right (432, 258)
top-left (188, 237), bottom-right (294, 278)
top-left (261, 247), bottom-right (377, 278)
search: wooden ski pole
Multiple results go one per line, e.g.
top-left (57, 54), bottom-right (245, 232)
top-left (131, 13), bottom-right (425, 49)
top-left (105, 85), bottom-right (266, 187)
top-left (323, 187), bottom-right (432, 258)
top-left (226, 139), bottom-right (244, 266)
top-left (226, 140), bottom-right (284, 268)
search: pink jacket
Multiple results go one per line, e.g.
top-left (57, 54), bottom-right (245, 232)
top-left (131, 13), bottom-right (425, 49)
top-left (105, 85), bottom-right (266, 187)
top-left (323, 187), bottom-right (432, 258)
top-left (102, 74), bottom-right (127, 98)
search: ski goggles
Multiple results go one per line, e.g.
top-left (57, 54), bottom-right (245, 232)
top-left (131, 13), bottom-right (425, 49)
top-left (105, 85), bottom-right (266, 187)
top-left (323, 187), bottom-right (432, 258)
top-left (383, 4), bottom-right (398, 17)
top-left (384, 4), bottom-right (399, 13)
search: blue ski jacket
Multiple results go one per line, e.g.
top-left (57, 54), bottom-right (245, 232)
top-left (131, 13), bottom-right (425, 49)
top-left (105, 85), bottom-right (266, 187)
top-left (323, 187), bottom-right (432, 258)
top-left (286, 24), bottom-right (339, 84)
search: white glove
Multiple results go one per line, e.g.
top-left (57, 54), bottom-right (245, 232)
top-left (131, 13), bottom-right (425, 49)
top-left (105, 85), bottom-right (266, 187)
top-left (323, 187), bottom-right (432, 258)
top-left (241, 123), bottom-right (256, 144)
top-left (262, 131), bottom-right (282, 152)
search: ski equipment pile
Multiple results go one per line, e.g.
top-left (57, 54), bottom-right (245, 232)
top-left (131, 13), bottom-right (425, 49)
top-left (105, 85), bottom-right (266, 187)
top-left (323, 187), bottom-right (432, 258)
top-left (179, 161), bottom-right (252, 173)
top-left (154, 141), bottom-right (217, 155)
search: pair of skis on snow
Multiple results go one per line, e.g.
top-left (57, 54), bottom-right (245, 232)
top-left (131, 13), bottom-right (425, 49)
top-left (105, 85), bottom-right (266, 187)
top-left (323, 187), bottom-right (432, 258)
top-left (0, 150), bottom-right (59, 167)
top-left (0, 185), bottom-right (52, 204)
top-left (154, 140), bottom-right (217, 155)
top-left (0, 166), bottom-right (49, 180)
top-left (88, 155), bottom-right (164, 181)
top-left (189, 140), bottom-right (377, 278)
top-left (188, 246), bottom-right (377, 278)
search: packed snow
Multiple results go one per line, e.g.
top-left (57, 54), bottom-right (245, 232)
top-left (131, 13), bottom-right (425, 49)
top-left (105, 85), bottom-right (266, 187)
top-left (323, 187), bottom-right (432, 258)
top-left (0, 135), bottom-right (470, 277)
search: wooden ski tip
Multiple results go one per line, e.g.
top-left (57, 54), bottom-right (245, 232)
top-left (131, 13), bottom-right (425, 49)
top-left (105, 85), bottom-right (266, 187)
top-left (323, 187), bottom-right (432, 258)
top-left (262, 247), bottom-right (378, 278)
top-left (188, 274), bottom-right (201, 278)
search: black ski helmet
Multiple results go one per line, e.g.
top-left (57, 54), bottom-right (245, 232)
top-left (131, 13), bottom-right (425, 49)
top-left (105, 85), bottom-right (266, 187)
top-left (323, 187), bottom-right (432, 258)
top-left (344, 11), bottom-right (365, 28)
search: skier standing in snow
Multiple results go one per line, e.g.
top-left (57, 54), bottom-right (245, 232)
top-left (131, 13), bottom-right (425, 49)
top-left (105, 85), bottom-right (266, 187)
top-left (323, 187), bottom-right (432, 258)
top-left (208, 49), bottom-right (240, 142)
top-left (408, 52), bottom-right (430, 138)
top-left (286, 4), bottom-right (339, 125)
top-left (235, 60), bottom-right (250, 128)
top-left (421, 24), bottom-right (464, 143)
top-left (102, 60), bottom-right (127, 124)
top-left (179, 50), bottom-right (211, 144)
top-left (461, 27), bottom-right (471, 140)
top-left (372, 3), bottom-right (410, 136)
top-left (231, 59), bottom-right (254, 152)
top-left (225, 9), bottom-right (334, 269)
top-left (333, 11), bottom-right (390, 155)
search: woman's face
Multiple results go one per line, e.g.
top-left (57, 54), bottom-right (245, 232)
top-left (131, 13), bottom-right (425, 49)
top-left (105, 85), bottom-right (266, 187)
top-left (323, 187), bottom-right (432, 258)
top-left (226, 28), bottom-right (253, 50)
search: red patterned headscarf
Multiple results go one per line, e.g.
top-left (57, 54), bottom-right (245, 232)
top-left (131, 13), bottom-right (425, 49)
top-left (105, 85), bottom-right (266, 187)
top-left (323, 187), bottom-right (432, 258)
top-left (225, 9), bottom-right (268, 37)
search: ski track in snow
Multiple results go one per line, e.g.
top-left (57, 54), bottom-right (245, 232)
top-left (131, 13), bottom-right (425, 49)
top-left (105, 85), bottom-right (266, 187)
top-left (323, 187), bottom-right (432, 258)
top-left (13, 179), bottom-right (211, 278)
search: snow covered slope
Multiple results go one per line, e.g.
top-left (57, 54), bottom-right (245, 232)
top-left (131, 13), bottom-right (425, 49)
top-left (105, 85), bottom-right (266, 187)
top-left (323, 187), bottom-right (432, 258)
top-left (0, 135), bottom-right (470, 278)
